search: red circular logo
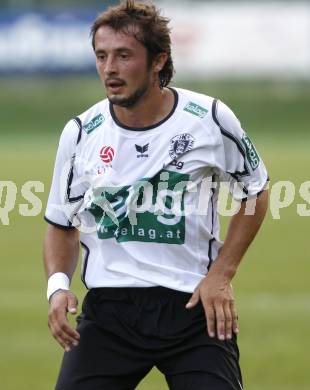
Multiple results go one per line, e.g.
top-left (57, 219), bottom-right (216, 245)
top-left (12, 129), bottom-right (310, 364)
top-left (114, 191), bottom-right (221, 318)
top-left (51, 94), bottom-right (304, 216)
top-left (100, 146), bottom-right (115, 163)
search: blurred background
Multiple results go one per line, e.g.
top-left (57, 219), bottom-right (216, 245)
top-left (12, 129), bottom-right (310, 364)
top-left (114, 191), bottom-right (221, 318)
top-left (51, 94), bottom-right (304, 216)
top-left (0, 1), bottom-right (309, 389)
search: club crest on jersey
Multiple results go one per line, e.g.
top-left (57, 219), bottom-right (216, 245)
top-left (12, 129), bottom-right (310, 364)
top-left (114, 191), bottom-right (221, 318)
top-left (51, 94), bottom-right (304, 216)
top-left (100, 146), bottom-right (115, 164)
top-left (169, 133), bottom-right (195, 160)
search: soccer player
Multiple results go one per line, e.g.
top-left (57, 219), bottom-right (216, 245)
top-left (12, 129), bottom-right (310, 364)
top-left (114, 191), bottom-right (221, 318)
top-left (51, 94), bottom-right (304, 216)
top-left (43, 1), bottom-right (269, 389)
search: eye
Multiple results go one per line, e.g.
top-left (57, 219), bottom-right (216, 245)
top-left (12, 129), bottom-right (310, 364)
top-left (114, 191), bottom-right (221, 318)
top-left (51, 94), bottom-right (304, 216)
top-left (119, 52), bottom-right (129, 60)
top-left (97, 54), bottom-right (106, 62)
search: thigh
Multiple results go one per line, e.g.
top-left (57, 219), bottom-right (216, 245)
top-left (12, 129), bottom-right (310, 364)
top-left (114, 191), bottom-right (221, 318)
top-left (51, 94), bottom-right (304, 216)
top-left (55, 291), bottom-right (152, 390)
top-left (56, 364), bottom-right (149, 390)
top-left (167, 371), bottom-right (241, 390)
top-left (55, 317), bottom-right (151, 390)
top-left (159, 343), bottom-right (243, 390)
top-left (155, 299), bottom-right (243, 390)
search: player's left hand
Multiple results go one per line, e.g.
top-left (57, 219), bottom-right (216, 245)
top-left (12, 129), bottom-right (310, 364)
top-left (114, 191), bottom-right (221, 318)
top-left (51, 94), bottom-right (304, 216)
top-left (185, 272), bottom-right (239, 341)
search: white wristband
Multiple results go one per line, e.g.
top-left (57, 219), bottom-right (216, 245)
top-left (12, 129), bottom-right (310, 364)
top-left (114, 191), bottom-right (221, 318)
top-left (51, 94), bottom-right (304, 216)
top-left (47, 272), bottom-right (70, 301)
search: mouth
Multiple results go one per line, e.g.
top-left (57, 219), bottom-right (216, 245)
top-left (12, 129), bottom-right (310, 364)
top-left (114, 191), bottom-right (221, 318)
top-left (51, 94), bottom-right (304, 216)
top-left (105, 79), bottom-right (125, 93)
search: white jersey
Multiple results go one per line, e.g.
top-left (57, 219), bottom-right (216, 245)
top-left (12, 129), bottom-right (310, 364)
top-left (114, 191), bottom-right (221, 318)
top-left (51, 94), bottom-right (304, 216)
top-left (45, 87), bottom-right (268, 293)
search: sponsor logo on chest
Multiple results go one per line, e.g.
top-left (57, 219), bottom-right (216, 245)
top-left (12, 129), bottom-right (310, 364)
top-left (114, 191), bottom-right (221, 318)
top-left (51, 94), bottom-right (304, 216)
top-left (87, 170), bottom-right (190, 244)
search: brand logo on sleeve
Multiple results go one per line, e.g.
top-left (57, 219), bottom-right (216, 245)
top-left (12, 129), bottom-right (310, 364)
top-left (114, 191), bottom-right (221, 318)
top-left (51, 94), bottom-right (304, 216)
top-left (184, 102), bottom-right (208, 119)
top-left (241, 134), bottom-right (260, 170)
top-left (100, 146), bottom-right (115, 164)
top-left (83, 114), bottom-right (105, 134)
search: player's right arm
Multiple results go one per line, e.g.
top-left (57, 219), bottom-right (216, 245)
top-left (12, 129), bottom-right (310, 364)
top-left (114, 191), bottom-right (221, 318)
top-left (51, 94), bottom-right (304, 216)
top-left (43, 119), bottom-right (85, 351)
top-left (44, 225), bottom-right (81, 352)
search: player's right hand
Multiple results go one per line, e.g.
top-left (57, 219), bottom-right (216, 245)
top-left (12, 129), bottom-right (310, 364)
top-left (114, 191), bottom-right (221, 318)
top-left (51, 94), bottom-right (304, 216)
top-left (48, 290), bottom-right (80, 352)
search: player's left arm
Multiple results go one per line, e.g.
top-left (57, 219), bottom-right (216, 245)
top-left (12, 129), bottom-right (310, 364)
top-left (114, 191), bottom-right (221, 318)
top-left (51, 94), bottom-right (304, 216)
top-left (186, 190), bottom-right (268, 340)
top-left (186, 99), bottom-right (269, 340)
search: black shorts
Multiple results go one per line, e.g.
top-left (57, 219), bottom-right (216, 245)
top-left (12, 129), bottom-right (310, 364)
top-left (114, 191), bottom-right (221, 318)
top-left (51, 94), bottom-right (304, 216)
top-left (56, 287), bottom-right (243, 390)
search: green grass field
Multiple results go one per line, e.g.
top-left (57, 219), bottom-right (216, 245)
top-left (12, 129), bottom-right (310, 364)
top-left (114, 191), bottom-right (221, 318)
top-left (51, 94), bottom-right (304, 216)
top-left (0, 78), bottom-right (309, 389)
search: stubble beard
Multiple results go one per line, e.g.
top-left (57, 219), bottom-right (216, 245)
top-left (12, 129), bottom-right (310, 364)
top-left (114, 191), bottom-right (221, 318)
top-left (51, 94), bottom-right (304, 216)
top-left (107, 77), bottom-right (151, 108)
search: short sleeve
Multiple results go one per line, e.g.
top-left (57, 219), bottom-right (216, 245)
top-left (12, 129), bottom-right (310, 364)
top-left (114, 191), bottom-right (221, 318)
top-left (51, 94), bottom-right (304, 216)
top-left (44, 119), bottom-right (85, 228)
top-left (212, 99), bottom-right (269, 201)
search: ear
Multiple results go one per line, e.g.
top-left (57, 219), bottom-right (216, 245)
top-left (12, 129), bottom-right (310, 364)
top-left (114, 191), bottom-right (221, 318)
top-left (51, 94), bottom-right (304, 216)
top-left (153, 52), bottom-right (168, 73)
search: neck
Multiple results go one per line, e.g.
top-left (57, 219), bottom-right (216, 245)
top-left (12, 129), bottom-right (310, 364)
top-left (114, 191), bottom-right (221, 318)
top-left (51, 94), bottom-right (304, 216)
top-left (112, 86), bottom-right (175, 129)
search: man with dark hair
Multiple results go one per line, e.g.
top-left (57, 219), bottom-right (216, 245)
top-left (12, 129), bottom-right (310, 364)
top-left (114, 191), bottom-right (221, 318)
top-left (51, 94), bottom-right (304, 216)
top-left (44, 1), bottom-right (268, 389)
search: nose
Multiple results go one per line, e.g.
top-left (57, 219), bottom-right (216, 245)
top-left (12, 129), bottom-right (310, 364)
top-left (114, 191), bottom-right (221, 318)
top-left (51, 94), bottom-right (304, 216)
top-left (104, 55), bottom-right (117, 76)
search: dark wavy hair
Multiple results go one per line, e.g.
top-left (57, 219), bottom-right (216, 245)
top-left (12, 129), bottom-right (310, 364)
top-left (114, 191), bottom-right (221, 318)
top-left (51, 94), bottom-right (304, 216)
top-left (91, 0), bottom-right (174, 88)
